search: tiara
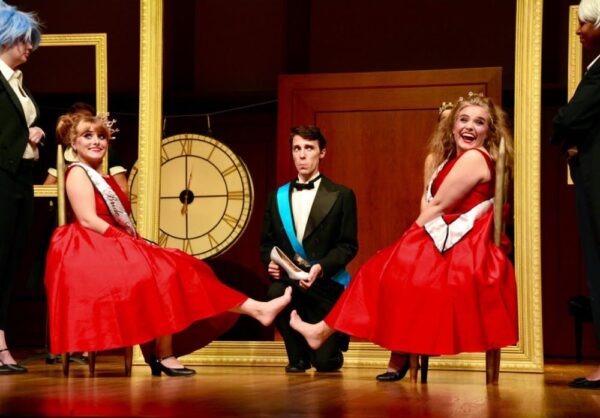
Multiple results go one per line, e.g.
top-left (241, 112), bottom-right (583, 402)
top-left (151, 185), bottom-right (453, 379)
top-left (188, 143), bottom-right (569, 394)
top-left (469, 91), bottom-right (483, 96)
top-left (459, 91), bottom-right (484, 101)
top-left (438, 101), bottom-right (454, 114)
top-left (97, 112), bottom-right (119, 140)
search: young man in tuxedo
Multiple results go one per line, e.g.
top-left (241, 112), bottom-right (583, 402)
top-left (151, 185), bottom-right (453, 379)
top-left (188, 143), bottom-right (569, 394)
top-left (260, 125), bottom-right (358, 373)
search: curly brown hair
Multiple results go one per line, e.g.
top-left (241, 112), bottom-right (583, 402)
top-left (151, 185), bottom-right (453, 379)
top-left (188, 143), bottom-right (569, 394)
top-left (55, 113), bottom-right (113, 147)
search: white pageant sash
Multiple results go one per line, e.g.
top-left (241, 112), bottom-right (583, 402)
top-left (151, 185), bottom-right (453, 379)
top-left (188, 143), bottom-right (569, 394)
top-left (423, 159), bottom-right (493, 252)
top-left (425, 158), bottom-right (448, 204)
top-left (70, 162), bottom-right (137, 237)
top-left (424, 198), bottom-right (493, 253)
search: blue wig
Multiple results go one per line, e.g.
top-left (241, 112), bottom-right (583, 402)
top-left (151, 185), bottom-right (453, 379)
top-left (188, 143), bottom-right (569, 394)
top-left (0, 3), bottom-right (42, 52)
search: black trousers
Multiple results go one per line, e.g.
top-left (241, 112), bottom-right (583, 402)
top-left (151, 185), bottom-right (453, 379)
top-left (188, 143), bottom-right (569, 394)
top-left (0, 161), bottom-right (34, 330)
top-left (570, 156), bottom-right (600, 348)
top-left (267, 277), bottom-right (348, 372)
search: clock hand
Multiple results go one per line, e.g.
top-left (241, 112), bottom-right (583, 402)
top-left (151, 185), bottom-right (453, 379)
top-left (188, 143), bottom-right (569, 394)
top-left (181, 170), bottom-right (193, 215)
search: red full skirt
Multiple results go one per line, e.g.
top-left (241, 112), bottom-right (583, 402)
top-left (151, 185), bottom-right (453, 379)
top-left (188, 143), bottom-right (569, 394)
top-left (45, 223), bottom-right (246, 354)
top-left (326, 210), bottom-right (518, 355)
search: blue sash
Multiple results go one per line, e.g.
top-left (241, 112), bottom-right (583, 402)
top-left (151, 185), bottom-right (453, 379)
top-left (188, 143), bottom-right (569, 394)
top-left (276, 182), bottom-right (351, 287)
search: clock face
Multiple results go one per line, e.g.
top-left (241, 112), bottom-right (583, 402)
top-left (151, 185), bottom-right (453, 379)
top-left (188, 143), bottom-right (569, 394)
top-left (128, 134), bottom-right (254, 259)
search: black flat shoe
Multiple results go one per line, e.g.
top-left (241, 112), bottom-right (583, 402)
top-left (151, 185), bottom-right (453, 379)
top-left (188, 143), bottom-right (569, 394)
top-left (568, 378), bottom-right (600, 389)
top-left (149, 356), bottom-right (196, 377)
top-left (285, 359), bottom-right (311, 373)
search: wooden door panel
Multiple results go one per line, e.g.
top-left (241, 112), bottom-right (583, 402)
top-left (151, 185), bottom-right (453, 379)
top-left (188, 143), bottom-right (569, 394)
top-left (278, 67), bottom-right (502, 272)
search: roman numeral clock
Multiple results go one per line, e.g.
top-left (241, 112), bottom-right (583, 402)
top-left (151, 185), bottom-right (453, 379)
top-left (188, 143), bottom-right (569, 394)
top-left (128, 134), bottom-right (254, 259)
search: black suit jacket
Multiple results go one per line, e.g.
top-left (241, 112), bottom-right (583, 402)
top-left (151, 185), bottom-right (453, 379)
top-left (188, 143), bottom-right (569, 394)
top-left (552, 58), bottom-right (600, 242)
top-left (260, 176), bottom-right (358, 280)
top-left (0, 70), bottom-right (39, 174)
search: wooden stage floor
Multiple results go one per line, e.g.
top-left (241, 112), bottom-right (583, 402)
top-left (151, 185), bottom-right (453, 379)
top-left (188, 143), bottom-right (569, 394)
top-left (1, 357), bottom-right (599, 417)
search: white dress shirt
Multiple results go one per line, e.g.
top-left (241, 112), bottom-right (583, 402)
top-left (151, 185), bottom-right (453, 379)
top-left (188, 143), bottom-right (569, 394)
top-left (291, 173), bottom-right (322, 243)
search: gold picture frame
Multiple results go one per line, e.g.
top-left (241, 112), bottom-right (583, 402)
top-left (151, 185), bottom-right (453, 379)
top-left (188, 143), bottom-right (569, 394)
top-left (134, 0), bottom-right (544, 372)
top-left (567, 6), bottom-right (582, 185)
top-left (32, 33), bottom-right (108, 198)
top-left (568, 6), bottom-right (583, 100)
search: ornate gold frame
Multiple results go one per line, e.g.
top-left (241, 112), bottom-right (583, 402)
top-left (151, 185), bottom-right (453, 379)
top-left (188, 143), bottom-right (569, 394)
top-left (566, 6), bottom-right (582, 185)
top-left (134, 0), bottom-right (544, 372)
top-left (568, 6), bottom-right (583, 100)
top-left (32, 33), bottom-right (109, 198)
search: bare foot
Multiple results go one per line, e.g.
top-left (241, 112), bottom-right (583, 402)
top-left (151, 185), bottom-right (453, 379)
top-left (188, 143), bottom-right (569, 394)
top-left (255, 286), bottom-right (292, 326)
top-left (586, 365), bottom-right (600, 381)
top-left (289, 310), bottom-right (328, 350)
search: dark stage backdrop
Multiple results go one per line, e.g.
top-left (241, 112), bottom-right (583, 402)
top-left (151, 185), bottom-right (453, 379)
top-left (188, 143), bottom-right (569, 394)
top-left (6, 0), bottom-right (591, 358)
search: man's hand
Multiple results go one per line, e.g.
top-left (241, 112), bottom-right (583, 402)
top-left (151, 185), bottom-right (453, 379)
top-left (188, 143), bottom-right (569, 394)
top-left (299, 264), bottom-right (322, 289)
top-left (268, 261), bottom-right (282, 279)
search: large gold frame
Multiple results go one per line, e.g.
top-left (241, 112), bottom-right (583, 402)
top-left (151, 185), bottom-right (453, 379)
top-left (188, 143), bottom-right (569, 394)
top-left (134, 0), bottom-right (544, 372)
top-left (32, 33), bottom-right (108, 198)
top-left (566, 6), bottom-right (582, 185)
top-left (568, 6), bottom-right (583, 100)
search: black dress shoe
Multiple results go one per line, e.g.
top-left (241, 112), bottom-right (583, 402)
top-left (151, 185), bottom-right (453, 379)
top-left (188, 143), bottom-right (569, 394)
top-left (285, 360), bottom-right (311, 373)
top-left (568, 377), bottom-right (600, 389)
top-left (0, 363), bottom-right (28, 374)
top-left (376, 357), bottom-right (410, 382)
top-left (149, 356), bottom-right (196, 377)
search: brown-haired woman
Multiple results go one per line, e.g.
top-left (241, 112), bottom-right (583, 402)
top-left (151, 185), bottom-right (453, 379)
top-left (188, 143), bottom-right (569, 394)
top-left (44, 113), bottom-right (291, 377)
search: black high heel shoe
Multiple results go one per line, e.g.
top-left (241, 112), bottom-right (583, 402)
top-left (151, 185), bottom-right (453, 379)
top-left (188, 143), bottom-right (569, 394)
top-left (0, 348), bottom-right (27, 374)
top-left (149, 355), bottom-right (196, 377)
top-left (375, 355), bottom-right (410, 382)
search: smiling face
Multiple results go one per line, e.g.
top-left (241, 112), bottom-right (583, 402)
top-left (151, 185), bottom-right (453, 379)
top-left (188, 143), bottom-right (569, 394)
top-left (71, 121), bottom-right (109, 168)
top-left (452, 105), bottom-right (490, 155)
top-left (577, 19), bottom-right (600, 50)
top-left (292, 135), bottom-right (326, 182)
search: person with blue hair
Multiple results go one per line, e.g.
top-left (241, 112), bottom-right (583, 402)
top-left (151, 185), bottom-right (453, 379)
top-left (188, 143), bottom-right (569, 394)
top-left (0, 1), bottom-right (44, 374)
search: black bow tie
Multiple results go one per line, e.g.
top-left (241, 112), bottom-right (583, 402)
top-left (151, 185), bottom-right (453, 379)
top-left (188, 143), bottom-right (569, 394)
top-left (293, 175), bottom-right (321, 191)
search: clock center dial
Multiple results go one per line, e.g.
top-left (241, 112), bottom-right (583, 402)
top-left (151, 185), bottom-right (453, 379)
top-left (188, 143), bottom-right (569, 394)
top-left (179, 189), bottom-right (195, 205)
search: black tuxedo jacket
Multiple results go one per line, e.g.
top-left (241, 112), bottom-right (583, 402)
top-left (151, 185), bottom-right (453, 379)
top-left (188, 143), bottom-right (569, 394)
top-left (552, 58), bottom-right (600, 242)
top-left (260, 176), bottom-right (358, 280)
top-left (0, 70), bottom-right (40, 174)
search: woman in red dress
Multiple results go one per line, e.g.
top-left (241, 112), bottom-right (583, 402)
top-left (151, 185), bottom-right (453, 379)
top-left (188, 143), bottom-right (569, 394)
top-left (290, 93), bottom-right (518, 370)
top-left (44, 113), bottom-right (291, 377)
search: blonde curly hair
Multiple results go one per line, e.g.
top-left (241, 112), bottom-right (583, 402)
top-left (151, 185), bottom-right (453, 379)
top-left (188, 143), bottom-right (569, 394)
top-left (427, 93), bottom-right (514, 176)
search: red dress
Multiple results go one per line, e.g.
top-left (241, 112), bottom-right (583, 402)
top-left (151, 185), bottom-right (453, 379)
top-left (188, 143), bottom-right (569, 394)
top-left (326, 150), bottom-right (518, 355)
top-left (44, 174), bottom-right (246, 355)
